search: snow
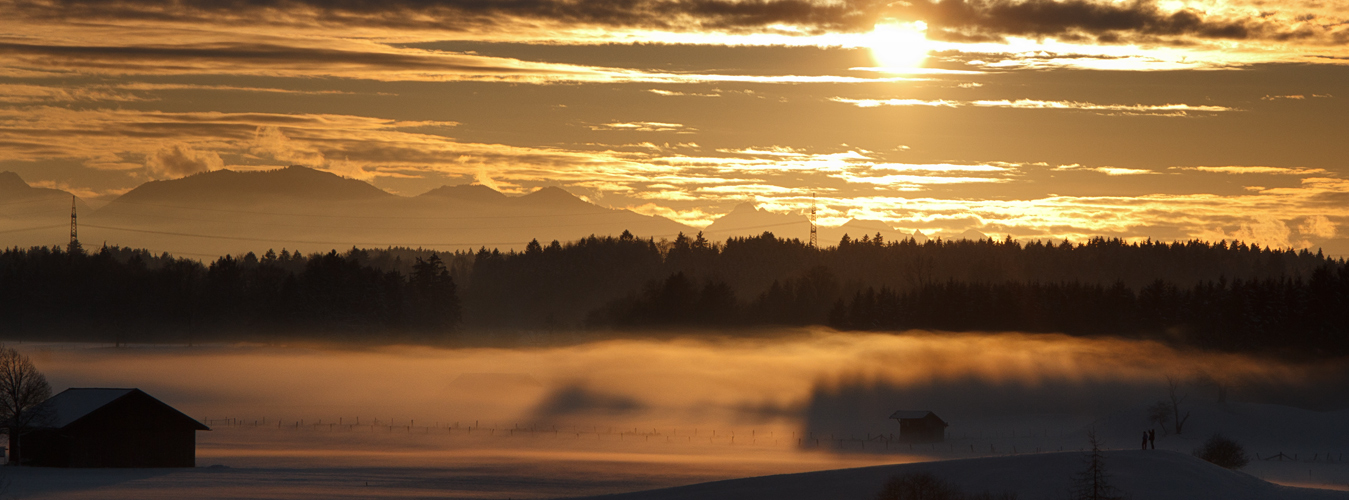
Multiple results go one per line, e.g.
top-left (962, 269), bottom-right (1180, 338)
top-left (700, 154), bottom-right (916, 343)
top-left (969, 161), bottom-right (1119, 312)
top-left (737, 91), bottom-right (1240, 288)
top-left (2, 450), bottom-right (1341, 499)
top-left (1091, 400), bottom-right (1349, 453)
top-left (887, 411), bottom-right (935, 420)
top-left (39, 388), bottom-right (133, 428)
top-left (6, 339), bottom-right (1348, 498)
top-left (572, 451), bottom-right (1346, 500)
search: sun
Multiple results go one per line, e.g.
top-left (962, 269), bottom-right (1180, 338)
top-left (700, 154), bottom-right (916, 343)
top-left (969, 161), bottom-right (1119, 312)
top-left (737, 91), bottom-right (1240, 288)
top-left (869, 21), bottom-right (931, 71)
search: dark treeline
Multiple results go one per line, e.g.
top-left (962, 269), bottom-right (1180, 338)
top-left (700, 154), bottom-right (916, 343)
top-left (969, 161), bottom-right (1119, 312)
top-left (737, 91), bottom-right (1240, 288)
top-left (461, 231), bottom-right (1332, 330)
top-left (593, 267), bottom-right (1349, 356)
top-left (0, 244), bottom-right (459, 342)
top-left (1, 231), bottom-right (1345, 355)
top-left (826, 273), bottom-right (1349, 356)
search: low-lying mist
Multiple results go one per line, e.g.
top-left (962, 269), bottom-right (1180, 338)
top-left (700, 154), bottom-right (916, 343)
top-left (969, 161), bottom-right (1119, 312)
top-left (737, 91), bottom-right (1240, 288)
top-left (16, 330), bottom-right (1348, 469)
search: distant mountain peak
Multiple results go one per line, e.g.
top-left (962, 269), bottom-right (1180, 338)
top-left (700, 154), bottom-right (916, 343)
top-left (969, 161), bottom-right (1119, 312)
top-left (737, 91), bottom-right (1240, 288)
top-left (958, 228), bottom-right (990, 241)
top-left (841, 218), bottom-right (896, 232)
top-left (420, 183), bottom-right (508, 203)
top-left (108, 166), bottom-right (393, 206)
top-left (0, 171), bottom-right (79, 203)
top-left (519, 186), bottom-right (591, 208)
top-left (0, 171), bottom-right (27, 191)
top-left (728, 201), bottom-right (763, 213)
top-left (704, 200), bottom-right (810, 239)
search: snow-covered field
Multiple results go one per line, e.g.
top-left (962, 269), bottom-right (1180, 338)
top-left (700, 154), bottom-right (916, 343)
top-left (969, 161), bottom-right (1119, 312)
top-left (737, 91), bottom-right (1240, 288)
top-left (5, 332), bottom-right (1347, 498)
top-left (573, 450), bottom-right (1347, 500)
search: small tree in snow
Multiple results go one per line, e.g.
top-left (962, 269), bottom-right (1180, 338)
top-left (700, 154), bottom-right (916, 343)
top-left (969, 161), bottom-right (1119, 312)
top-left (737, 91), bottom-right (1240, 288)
top-left (1194, 434), bottom-right (1249, 469)
top-left (1146, 401), bottom-right (1172, 436)
top-left (1166, 375), bottom-right (1191, 435)
top-left (1073, 431), bottom-right (1122, 500)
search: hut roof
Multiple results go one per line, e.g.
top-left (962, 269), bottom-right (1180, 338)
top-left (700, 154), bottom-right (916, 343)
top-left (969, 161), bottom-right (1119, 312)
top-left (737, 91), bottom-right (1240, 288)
top-left (889, 410), bottom-right (937, 420)
top-left (36, 388), bottom-right (209, 430)
top-left (41, 388), bottom-right (134, 428)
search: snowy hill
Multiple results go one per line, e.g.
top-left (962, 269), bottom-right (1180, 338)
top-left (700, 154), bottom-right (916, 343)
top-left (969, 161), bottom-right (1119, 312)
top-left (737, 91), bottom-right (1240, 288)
top-left (574, 450), bottom-right (1342, 500)
top-left (1090, 400), bottom-right (1349, 454)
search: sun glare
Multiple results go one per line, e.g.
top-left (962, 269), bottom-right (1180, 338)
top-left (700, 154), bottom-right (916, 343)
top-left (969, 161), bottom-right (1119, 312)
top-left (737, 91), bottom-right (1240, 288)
top-left (869, 21), bottom-right (930, 71)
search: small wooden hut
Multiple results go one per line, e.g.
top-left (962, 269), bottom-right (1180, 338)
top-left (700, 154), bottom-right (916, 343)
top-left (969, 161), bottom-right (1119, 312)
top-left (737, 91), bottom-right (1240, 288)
top-left (12, 388), bottom-right (209, 467)
top-left (889, 410), bottom-right (948, 443)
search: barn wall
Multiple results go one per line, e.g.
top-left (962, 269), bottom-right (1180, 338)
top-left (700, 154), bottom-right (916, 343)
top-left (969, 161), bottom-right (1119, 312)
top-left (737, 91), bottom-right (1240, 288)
top-left (17, 429), bottom-right (73, 467)
top-left (54, 393), bottom-right (201, 468)
top-left (67, 429), bottom-right (195, 467)
top-left (898, 419), bottom-right (947, 443)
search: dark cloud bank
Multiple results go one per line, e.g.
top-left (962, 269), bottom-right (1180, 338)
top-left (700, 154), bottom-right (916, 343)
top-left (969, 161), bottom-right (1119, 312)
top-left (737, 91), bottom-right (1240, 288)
top-left (8, 0), bottom-right (1320, 43)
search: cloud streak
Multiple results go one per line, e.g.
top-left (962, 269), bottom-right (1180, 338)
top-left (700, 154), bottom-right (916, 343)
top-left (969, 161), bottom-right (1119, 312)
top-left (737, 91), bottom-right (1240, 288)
top-left (6, 0), bottom-right (1340, 48)
top-left (1175, 166), bottom-right (1328, 175)
top-left (589, 121), bottom-right (690, 132)
top-left (3, 105), bottom-right (1347, 251)
top-left (903, 0), bottom-right (1308, 44)
top-left (0, 38), bottom-right (926, 84)
top-left (831, 97), bottom-right (1233, 115)
top-left (6, 0), bottom-right (885, 34)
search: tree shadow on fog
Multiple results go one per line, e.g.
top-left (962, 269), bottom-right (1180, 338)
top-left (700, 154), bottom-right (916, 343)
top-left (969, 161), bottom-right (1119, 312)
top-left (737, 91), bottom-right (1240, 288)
top-left (801, 377), bottom-right (1154, 444)
top-left (529, 384), bottom-right (647, 422)
top-left (799, 369), bottom-right (1349, 453)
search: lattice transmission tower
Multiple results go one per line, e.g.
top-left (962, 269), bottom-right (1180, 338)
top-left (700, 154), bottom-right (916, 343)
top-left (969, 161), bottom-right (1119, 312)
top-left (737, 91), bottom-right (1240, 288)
top-left (809, 192), bottom-right (818, 249)
top-left (69, 195), bottom-right (78, 245)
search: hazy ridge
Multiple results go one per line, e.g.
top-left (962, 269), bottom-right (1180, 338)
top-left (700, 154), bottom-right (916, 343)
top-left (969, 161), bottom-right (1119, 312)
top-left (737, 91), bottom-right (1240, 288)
top-left (1, 167), bottom-right (693, 257)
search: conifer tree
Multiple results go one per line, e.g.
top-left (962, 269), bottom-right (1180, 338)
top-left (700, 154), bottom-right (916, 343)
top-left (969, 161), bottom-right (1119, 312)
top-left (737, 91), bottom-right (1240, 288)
top-left (1073, 431), bottom-right (1122, 500)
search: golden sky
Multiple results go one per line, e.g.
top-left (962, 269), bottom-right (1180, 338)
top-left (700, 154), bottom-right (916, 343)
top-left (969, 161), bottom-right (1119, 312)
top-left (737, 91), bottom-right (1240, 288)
top-left (2, 0), bottom-right (1347, 251)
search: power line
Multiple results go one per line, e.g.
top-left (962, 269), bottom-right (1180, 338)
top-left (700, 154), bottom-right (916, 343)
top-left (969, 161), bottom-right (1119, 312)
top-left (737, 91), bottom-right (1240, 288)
top-left (0, 224), bottom-right (65, 235)
top-left (80, 222), bottom-right (805, 248)
top-left (102, 199), bottom-right (632, 221)
top-left (0, 208), bottom-right (71, 217)
top-left (47, 214), bottom-right (819, 252)
top-left (82, 224), bottom-right (532, 248)
top-left (0, 197), bottom-right (73, 207)
top-left (699, 219), bottom-right (810, 234)
top-left (91, 208), bottom-right (670, 232)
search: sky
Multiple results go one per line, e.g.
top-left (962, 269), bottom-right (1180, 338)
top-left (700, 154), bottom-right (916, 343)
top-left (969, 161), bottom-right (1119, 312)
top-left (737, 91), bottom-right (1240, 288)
top-left (2, 0), bottom-right (1348, 252)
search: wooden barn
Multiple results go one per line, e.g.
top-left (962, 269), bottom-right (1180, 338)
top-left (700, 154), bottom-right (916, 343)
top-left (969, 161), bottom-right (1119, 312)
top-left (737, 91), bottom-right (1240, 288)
top-left (889, 410), bottom-right (949, 443)
top-left (11, 388), bottom-right (209, 467)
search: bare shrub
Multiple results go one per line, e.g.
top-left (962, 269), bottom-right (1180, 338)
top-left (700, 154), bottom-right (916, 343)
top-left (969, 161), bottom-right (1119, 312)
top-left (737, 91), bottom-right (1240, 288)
top-left (1193, 433), bottom-right (1249, 469)
top-left (876, 472), bottom-right (1016, 500)
top-left (876, 472), bottom-right (962, 500)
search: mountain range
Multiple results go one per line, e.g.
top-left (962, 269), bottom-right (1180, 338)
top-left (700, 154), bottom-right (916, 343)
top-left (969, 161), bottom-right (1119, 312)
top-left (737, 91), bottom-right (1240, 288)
top-left (2, 167), bottom-right (935, 257)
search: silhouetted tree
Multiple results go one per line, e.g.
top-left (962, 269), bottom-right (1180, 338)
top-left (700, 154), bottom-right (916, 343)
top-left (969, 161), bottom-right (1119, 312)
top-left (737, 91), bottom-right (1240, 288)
top-left (1166, 376), bottom-right (1191, 435)
top-left (409, 255), bottom-right (461, 331)
top-left (1146, 401), bottom-right (1173, 436)
top-left (1073, 431), bottom-right (1122, 500)
top-left (0, 346), bottom-right (52, 464)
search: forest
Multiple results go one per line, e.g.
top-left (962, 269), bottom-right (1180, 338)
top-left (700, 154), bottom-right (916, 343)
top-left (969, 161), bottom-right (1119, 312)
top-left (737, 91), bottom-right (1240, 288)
top-left (0, 231), bottom-right (1345, 357)
top-left (0, 243), bottom-right (459, 343)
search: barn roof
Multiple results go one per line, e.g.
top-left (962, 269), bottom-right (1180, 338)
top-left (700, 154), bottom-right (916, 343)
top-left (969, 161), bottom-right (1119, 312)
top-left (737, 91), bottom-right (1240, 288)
top-left (889, 410), bottom-right (938, 420)
top-left (42, 388), bottom-right (135, 428)
top-left (37, 388), bottom-right (209, 430)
